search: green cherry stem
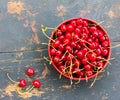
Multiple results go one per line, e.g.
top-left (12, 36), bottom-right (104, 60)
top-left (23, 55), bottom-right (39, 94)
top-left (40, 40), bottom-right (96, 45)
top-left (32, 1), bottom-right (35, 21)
top-left (7, 73), bottom-right (16, 83)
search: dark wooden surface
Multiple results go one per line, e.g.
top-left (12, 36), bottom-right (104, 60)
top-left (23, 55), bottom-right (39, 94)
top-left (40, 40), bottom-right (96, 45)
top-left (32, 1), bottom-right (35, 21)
top-left (0, 0), bottom-right (120, 100)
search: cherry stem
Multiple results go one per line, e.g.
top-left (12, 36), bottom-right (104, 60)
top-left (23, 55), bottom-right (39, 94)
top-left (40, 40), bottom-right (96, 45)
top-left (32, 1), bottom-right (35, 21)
top-left (75, 77), bottom-right (81, 84)
top-left (89, 69), bottom-right (99, 88)
top-left (43, 56), bottom-right (52, 64)
top-left (41, 42), bottom-right (57, 50)
top-left (7, 73), bottom-right (16, 83)
top-left (27, 86), bottom-right (34, 92)
top-left (108, 44), bottom-right (120, 48)
top-left (88, 21), bottom-right (104, 26)
top-left (41, 28), bottom-right (55, 42)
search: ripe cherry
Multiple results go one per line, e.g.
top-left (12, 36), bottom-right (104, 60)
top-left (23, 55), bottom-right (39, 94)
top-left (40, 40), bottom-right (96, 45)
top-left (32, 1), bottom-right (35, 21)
top-left (73, 68), bottom-right (84, 77)
top-left (74, 28), bottom-right (81, 34)
top-left (84, 64), bottom-right (92, 71)
top-left (89, 26), bottom-right (97, 32)
top-left (102, 40), bottom-right (109, 47)
top-left (95, 48), bottom-right (101, 56)
top-left (70, 20), bottom-right (77, 27)
top-left (59, 65), bottom-right (65, 72)
top-left (86, 71), bottom-right (93, 77)
top-left (66, 54), bottom-right (74, 61)
top-left (65, 45), bottom-right (72, 52)
top-left (50, 48), bottom-right (56, 56)
top-left (92, 30), bottom-right (98, 37)
top-left (98, 30), bottom-right (103, 38)
top-left (82, 57), bottom-right (88, 65)
top-left (99, 36), bottom-right (105, 42)
top-left (59, 35), bottom-right (64, 41)
top-left (102, 49), bottom-right (108, 56)
top-left (82, 48), bottom-right (88, 53)
top-left (74, 59), bottom-right (81, 67)
top-left (61, 24), bottom-right (67, 32)
top-left (32, 80), bottom-right (41, 88)
top-left (89, 42), bottom-right (96, 49)
top-left (76, 51), bottom-right (84, 59)
top-left (65, 32), bottom-right (72, 40)
top-left (82, 26), bottom-right (89, 34)
top-left (53, 56), bottom-right (59, 63)
top-left (52, 40), bottom-right (60, 48)
top-left (19, 79), bottom-right (27, 88)
top-left (56, 30), bottom-right (63, 36)
top-left (76, 18), bottom-right (83, 25)
top-left (58, 44), bottom-right (64, 51)
top-left (63, 38), bottom-right (70, 45)
top-left (55, 50), bottom-right (62, 57)
top-left (67, 24), bottom-right (74, 32)
top-left (97, 61), bottom-right (104, 68)
top-left (26, 68), bottom-right (35, 76)
top-left (70, 41), bottom-right (76, 48)
top-left (82, 20), bottom-right (88, 27)
top-left (88, 53), bottom-right (96, 62)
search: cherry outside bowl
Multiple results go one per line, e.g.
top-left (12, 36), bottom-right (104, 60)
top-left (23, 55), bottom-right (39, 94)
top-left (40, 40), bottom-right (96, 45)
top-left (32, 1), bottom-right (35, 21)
top-left (48, 18), bottom-right (111, 81)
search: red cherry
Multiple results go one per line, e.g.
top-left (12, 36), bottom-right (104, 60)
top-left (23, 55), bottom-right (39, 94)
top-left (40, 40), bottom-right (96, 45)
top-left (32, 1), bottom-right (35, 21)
top-left (52, 40), bottom-right (60, 48)
top-left (76, 18), bottom-right (83, 25)
top-left (86, 71), bottom-right (93, 77)
top-left (67, 24), bottom-right (74, 32)
top-left (82, 57), bottom-right (88, 65)
top-left (84, 64), bottom-right (92, 71)
top-left (99, 36), bottom-right (105, 42)
top-left (74, 59), bottom-right (81, 67)
top-left (74, 28), bottom-right (81, 34)
top-left (66, 54), bottom-right (74, 61)
top-left (82, 26), bottom-right (89, 34)
top-left (75, 43), bottom-right (81, 50)
top-left (26, 68), bottom-right (35, 76)
top-left (59, 65), bottom-right (65, 72)
top-left (74, 49), bottom-right (79, 55)
top-left (61, 24), bottom-right (67, 32)
top-left (87, 38), bottom-right (93, 43)
top-left (73, 68), bottom-right (84, 77)
top-left (82, 20), bottom-right (88, 26)
top-left (89, 53), bottom-right (96, 62)
top-left (89, 42), bottom-right (96, 49)
top-left (82, 33), bottom-right (88, 40)
top-left (65, 45), bottom-right (72, 52)
top-left (56, 50), bottom-right (62, 57)
top-left (98, 30), bottom-right (103, 38)
top-left (91, 61), bottom-right (97, 66)
top-left (63, 38), bottom-right (70, 45)
top-left (19, 79), bottom-right (27, 88)
top-left (65, 32), bottom-right (72, 40)
top-left (89, 26), bottom-right (97, 32)
top-left (70, 20), bottom-right (77, 28)
top-left (56, 30), bottom-right (63, 36)
top-left (92, 30), bottom-right (98, 37)
top-left (102, 49), bottom-right (108, 56)
top-left (95, 48), bottom-right (101, 56)
top-left (32, 80), bottom-right (41, 88)
top-left (82, 48), bottom-right (88, 53)
top-left (73, 34), bottom-right (80, 41)
top-left (58, 44), bottom-right (64, 51)
top-left (70, 41), bottom-right (77, 48)
top-left (76, 51), bottom-right (84, 59)
top-left (58, 35), bottom-right (64, 41)
top-left (50, 48), bottom-right (56, 56)
top-left (53, 56), bottom-right (59, 63)
top-left (97, 61), bottom-right (104, 68)
top-left (102, 40), bottom-right (109, 47)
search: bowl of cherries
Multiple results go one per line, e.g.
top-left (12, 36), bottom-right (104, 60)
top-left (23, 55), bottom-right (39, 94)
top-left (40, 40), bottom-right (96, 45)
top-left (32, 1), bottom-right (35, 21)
top-left (48, 18), bottom-right (111, 81)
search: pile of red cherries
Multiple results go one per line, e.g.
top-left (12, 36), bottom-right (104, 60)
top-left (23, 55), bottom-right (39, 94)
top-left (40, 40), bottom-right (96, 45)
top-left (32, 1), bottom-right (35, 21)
top-left (49, 18), bottom-right (110, 80)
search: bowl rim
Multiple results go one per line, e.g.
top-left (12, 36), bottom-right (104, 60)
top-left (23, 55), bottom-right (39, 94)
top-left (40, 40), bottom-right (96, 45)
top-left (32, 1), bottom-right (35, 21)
top-left (48, 17), bottom-right (111, 81)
